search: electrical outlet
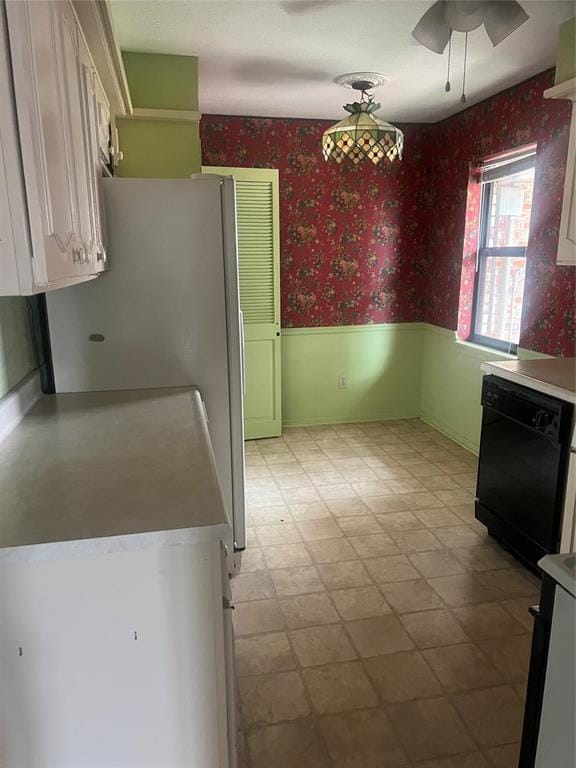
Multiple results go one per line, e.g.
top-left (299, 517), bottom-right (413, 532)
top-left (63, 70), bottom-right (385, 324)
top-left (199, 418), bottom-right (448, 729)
top-left (338, 375), bottom-right (348, 389)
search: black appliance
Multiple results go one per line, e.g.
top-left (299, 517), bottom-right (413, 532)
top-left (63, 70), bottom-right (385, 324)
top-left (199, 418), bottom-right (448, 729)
top-left (519, 575), bottom-right (555, 767)
top-left (476, 375), bottom-right (573, 570)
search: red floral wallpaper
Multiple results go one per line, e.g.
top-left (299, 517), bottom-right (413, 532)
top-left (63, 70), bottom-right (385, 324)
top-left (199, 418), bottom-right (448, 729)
top-left (426, 70), bottom-right (574, 356)
top-left (201, 117), bottom-right (432, 327)
top-left (201, 70), bottom-right (575, 355)
top-left (456, 165), bottom-right (482, 341)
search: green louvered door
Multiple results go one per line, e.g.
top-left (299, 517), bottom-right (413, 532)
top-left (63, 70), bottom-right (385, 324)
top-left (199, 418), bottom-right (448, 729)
top-left (203, 166), bottom-right (281, 439)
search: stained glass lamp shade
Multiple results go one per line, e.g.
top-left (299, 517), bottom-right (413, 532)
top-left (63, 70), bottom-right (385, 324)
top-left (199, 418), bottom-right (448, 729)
top-left (322, 100), bottom-right (404, 166)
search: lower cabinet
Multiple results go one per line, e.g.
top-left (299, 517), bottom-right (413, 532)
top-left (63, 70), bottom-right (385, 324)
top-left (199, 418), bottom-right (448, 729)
top-left (0, 537), bottom-right (237, 767)
top-left (519, 560), bottom-right (576, 767)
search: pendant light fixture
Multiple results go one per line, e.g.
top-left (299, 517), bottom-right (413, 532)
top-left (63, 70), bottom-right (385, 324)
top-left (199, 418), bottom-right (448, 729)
top-left (322, 73), bottom-right (403, 167)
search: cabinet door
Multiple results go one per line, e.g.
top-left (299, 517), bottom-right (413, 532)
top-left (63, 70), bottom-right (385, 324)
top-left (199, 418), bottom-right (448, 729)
top-left (5, 0), bottom-right (97, 287)
top-left (78, 31), bottom-right (108, 271)
top-left (0, 543), bottom-right (231, 767)
top-left (0, 4), bottom-right (32, 294)
top-left (557, 104), bottom-right (576, 266)
top-left (57, 0), bottom-right (95, 273)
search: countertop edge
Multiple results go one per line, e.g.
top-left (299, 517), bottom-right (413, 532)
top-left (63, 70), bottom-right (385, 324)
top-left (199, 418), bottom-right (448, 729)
top-left (0, 523), bottom-right (233, 564)
top-left (481, 362), bottom-right (576, 405)
top-left (539, 554), bottom-right (576, 598)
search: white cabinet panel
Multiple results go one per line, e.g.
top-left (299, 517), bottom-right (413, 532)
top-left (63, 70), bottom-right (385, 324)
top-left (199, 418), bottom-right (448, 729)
top-left (557, 105), bottom-right (576, 266)
top-left (0, 541), bottom-right (233, 767)
top-left (58, 0), bottom-right (94, 272)
top-left (0, 4), bottom-right (32, 293)
top-left (535, 584), bottom-right (576, 767)
top-left (1, 0), bottom-right (105, 294)
top-left (79, 30), bottom-right (108, 271)
top-left (7, 0), bottom-right (80, 284)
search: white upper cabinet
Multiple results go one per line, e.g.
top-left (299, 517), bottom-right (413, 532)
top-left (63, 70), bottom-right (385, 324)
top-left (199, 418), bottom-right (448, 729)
top-left (79, 29), bottom-right (109, 272)
top-left (0, 4), bottom-right (32, 292)
top-left (544, 78), bottom-right (576, 267)
top-left (558, 104), bottom-right (576, 266)
top-left (0, 0), bottom-right (108, 295)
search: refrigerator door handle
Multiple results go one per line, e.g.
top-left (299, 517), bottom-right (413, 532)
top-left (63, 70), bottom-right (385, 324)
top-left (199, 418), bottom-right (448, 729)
top-left (239, 310), bottom-right (246, 398)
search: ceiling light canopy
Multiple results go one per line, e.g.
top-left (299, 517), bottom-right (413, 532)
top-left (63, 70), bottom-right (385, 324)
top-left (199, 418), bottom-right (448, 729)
top-left (322, 75), bottom-right (403, 167)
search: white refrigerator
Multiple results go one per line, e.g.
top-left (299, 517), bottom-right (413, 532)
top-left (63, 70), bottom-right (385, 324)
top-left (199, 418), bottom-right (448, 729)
top-left (46, 176), bottom-right (246, 564)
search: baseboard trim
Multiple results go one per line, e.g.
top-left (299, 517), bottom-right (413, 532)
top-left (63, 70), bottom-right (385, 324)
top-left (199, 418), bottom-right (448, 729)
top-left (419, 412), bottom-right (480, 455)
top-left (283, 412), bottom-right (421, 428)
top-left (0, 371), bottom-right (42, 445)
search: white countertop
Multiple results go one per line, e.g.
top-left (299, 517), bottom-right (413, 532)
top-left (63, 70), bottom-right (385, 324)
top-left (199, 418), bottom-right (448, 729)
top-left (481, 358), bottom-right (576, 405)
top-left (0, 387), bottom-right (230, 553)
top-left (540, 554), bottom-right (576, 598)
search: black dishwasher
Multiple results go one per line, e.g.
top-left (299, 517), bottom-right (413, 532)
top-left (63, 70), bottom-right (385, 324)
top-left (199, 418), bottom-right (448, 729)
top-left (476, 375), bottom-right (573, 570)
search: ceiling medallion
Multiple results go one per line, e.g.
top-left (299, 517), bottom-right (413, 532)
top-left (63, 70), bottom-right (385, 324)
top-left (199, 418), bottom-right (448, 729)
top-left (322, 74), bottom-right (403, 167)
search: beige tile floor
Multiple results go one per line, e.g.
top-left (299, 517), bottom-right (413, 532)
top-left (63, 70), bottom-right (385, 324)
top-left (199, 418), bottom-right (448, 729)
top-left (233, 419), bottom-right (539, 768)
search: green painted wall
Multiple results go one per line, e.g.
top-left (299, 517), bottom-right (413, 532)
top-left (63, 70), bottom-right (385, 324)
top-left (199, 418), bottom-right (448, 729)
top-left (419, 324), bottom-right (551, 454)
top-left (419, 325), bottom-right (515, 453)
top-left (0, 298), bottom-right (35, 399)
top-left (282, 324), bottom-right (424, 426)
top-left (117, 52), bottom-right (201, 178)
top-left (282, 322), bottom-right (552, 453)
top-left (122, 52), bottom-right (198, 110)
top-left (555, 17), bottom-right (576, 84)
top-left (116, 119), bottom-right (201, 178)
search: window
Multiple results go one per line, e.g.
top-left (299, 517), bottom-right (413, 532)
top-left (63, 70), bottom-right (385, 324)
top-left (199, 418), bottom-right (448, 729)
top-left (470, 149), bottom-right (536, 353)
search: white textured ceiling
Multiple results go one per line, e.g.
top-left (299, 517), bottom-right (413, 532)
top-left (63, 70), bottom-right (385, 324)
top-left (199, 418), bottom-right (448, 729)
top-left (109, 0), bottom-right (575, 123)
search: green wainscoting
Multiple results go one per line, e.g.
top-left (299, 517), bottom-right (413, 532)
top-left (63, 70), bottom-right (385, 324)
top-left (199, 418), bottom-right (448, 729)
top-left (419, 324), bottom-right (551, 454)
top-left (419, 325), bottom-right (515, 453)
top-left (0, 298), bottom-right (35, 399)
top-left (281, 324), bottom-right (424, 426)
top-left (281, 322), bottom-right (551, 453)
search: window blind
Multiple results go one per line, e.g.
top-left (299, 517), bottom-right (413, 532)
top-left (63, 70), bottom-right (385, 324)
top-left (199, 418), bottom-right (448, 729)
top-left (480, 147), bottom-right (536, 184)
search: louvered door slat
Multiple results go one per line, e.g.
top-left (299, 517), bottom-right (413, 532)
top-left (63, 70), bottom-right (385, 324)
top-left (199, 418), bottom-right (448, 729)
top-left (235, 179), bottom-right (276, 324)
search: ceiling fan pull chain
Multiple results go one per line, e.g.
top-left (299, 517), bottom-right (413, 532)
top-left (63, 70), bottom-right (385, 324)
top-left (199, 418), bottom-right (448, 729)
top-left (445, 30), bottom-right (452, 92)
top-left (461, 31), bottom-right (468, 104)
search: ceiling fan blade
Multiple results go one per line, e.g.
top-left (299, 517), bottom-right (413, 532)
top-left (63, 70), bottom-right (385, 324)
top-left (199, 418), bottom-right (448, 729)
top-left (484, 0), bottom-right (529, 46)
top-left (280, 0), bottom-right (342, 14)
top-left (411, 0), bottom-right (452, 54)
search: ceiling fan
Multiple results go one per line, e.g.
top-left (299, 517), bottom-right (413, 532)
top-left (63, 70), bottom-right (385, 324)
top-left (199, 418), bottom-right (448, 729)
top-left (281, 1), bottom-right (530, 107)
top-left (412, 1), bottom-right (529, 102)
top-left (411, 1), bottom-right (529, 54)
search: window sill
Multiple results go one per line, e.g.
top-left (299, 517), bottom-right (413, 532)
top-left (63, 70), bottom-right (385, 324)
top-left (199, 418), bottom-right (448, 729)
top-left (455, 337), bottom-right (517, 359)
